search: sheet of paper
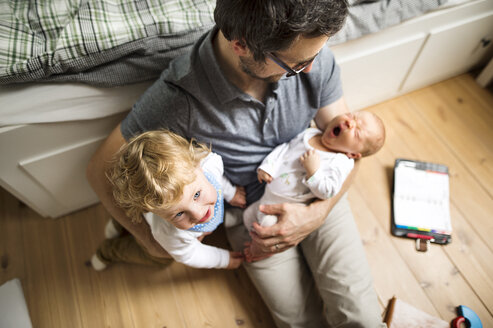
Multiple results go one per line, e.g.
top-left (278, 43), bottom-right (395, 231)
top-left (393, 160), bottom-right (451, 234)
top-left (0, 278), bottom-right (33, 328)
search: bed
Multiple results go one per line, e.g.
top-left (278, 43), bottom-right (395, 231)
top-left (1, 0), bottom-right (492, 218)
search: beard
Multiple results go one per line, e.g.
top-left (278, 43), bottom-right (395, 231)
top-left (239, 56), bottom-right (284, 83)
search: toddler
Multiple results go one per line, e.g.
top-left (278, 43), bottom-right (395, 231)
top-left (92, 130), bottom-right (246, 270)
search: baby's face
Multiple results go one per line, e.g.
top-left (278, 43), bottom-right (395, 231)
top-left (153, 167), bottom-right (217, 230)
top-left (321, 111), bottom-right (379, 157)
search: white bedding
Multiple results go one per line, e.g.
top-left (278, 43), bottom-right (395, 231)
top-left (0, 81), bottom-right (151, 126)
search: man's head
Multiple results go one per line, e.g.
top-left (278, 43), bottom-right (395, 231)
top-left (215, 0), bottom-right (349, 62)
top-left (108, 130), bottom-right (211, 224)
top-left (321, 111), bottom-right (386, 159)
top-left (214, 0), bottom-right (349, 82)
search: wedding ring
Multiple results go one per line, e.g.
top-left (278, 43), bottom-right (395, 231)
top-left (275, 244), bottom-right (280, 250)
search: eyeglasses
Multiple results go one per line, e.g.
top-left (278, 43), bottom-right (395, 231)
top-left (266, 52), bottom-right (318, 77)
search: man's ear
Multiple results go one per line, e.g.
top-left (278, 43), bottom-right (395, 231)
top-left (231, 40), bottom-right (249, 56)
top-left (346, 152), bottom-right (362, 159)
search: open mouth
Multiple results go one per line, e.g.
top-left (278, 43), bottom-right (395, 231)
top-left (333, 126), bottom-right (341, 137)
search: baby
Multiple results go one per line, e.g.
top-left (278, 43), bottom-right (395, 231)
top-left (243, 110), bottom-right (385, 260)
top-left (94, 130), bottom-right (246, 270)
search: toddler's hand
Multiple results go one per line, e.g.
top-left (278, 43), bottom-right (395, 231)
top-left (300, 149), bottom-right (320, 179)
top-left (257, 169), bottom-right (273, 183)
top-left (230, 186), bottom-right (246, 208)
top-left (243, 241), bottom-right (273, 262)
top-left (227, 251), bottom-right (244, 269)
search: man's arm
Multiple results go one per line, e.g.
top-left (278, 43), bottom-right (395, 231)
top-left (249, 96), bottom-right (355, 255)
top-left (86, 123), bottom-right (168, 258)
top-left (314, 96), bottom-right (349, 130)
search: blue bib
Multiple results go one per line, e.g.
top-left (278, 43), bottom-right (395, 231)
top-left (187, 171), bottom-right (224, 233)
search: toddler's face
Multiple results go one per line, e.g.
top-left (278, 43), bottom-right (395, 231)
top-left (154, 167), bottom-right (217, 230)
top-left (321, 111), bottom-right (379, 158)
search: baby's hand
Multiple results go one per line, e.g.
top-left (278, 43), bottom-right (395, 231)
top-left (230, 186), bottom-right (246, 208)
top-left (257, 169), bottom-right (273, 183)
top-left (300, 149), bottom-right (320, 179)
top-left (227, 251), bottom-right (244, 269)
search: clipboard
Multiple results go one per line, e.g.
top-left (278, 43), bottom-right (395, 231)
top-left (391, 159), bottom-right (452, 247)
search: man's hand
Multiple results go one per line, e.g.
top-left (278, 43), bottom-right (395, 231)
top-left (257, 169), bottom-right (273, 183)
top-left (299, 149), bottom-right (320, 179)
top-left (229, 186), bottom-right (247, 208)
top-left (249, 159), bottom-right (360, 255)
top-left (249, 202), bottom-right (326, 254)
top-left (226, 251), bottom-right (244, 269)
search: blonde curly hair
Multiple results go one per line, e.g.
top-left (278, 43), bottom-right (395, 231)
top-left (107, 130), bottom-right (210, 223)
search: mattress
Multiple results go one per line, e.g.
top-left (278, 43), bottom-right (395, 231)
top-left (0, 81), bottom-right (151, 126)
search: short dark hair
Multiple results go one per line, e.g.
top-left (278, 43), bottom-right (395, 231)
top-left (214, 0), bottom-right (349, 61)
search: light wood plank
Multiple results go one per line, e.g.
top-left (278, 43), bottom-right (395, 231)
top-left (456, 75), bottom-right (493, 121)
top-left (0, 191), bottom-right (25, 285)
top-left (21, 209), bottom-right (80, 327)
top-left (407, 78), bottom-right (493, 196)
top-left (348, 188), bottom-right (441, 317)
top-left (64, 206), bottom-right (136, 328)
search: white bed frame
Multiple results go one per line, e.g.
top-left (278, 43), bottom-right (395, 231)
top-left (1, 0), bottom-right (492, 218)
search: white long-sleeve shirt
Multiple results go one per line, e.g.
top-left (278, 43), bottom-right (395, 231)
top-left (144, 153), bottom-right (236, 269)
top-left (259, 127), bottom-right (354, 203)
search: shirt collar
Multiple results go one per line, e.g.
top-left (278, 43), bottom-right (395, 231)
top-left (198, 26), bottom-right (292, 104)
top-left (198, 26), bottom-right (245, 104)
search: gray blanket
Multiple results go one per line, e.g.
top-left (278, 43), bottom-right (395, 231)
top-left (328, 0), bottom-right (447, 46)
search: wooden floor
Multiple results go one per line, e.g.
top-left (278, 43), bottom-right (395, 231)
top-left (1, 73), bottom-right (492, 327)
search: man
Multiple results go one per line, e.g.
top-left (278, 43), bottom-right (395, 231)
top-left (87, 0), bottom-right (385, 327)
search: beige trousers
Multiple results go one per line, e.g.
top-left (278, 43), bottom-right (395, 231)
top-left (225, 195), bottom-right (385, 328)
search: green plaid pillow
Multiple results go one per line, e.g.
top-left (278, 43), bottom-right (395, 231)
top-left (0, 0), bottom-right (214, 85)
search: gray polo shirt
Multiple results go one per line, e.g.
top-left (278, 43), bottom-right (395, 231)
top-left (121, 26), bottom-right (343, 204)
